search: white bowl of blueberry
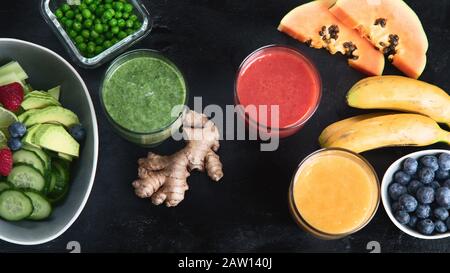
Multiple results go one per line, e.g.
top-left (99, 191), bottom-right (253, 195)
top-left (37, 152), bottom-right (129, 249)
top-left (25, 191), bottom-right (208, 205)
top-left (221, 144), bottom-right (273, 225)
top-left (382, 150), bottom-right (450, 239)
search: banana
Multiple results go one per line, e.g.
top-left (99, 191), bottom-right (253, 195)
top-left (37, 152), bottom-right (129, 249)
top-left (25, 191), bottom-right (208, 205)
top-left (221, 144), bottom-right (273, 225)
top-left (318, 112), bottom-right (393, 146)
top-left (320, 113), bottom-right (450, 153)
top-left (347, 76), bottom-right (450, 128)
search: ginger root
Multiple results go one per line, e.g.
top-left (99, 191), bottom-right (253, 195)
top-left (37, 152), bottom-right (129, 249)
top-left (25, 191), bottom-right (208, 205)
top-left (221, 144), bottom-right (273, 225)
top-left (132, 110), bottom-right (224, 207)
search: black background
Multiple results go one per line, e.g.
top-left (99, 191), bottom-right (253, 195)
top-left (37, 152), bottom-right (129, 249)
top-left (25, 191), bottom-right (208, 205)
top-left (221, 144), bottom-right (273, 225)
top-left (0, 0), bottom-right (449, 253)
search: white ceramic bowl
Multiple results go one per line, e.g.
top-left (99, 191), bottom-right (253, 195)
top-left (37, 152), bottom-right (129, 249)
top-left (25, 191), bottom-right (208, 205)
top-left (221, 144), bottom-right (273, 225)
top-left (0, 38), bottom-right (98, 245)
top-left (381, 149), bottom-right (450, 240)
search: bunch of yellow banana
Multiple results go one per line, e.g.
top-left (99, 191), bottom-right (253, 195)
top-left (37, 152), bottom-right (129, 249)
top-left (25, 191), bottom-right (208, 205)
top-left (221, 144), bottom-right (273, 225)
top-left (320, 76), bottom-right (450, 153)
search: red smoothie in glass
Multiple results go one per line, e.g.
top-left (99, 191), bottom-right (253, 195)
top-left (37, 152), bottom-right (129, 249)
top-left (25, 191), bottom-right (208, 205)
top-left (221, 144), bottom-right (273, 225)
top-left (235, 45), bottom-right (321, 138)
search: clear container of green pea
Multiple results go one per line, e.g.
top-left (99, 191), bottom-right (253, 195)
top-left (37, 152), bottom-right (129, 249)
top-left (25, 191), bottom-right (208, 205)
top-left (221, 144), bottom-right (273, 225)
top-left (40, 0), bottom-right (152, 68)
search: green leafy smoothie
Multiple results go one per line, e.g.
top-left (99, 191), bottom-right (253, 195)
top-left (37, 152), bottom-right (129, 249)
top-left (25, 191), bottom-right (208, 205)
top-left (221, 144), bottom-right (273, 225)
top-left (102, 53), bottom-right (186, 134)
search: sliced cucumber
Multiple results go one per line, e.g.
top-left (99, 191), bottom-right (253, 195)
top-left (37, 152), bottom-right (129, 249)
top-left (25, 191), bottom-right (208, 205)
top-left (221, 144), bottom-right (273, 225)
top-left (47, 162), bottom-right (69, 203)
top-left (7, 164), bottom-right (46, 192)
top-left (0, 61), bottom-right (28, 81)
top-left (24, 191), bottom-right (52, 220)
top-left (0, 182), bottom-right (11, 192)
top-left (22, 144), bottom-right (51, 170)
top-left (13, 150), bottom-right (46, 176)
top-left (0, 190), bottom-right (33, 221)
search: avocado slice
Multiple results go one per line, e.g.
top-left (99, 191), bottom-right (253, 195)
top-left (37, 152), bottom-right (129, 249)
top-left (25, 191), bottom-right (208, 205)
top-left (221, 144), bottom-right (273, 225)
top-left (58, 152), bottom-right (73, 162)
top-left (18, 109), bottom-right (39, 123)
top-left (23, 124), bottom-right (42, 148)
top-left (24, 106), bottom-right (80, 128)
top-left (22, 92), bottom-right (61, 110)
top-left (34, 124), bottom-right (79, 157)
top-left (47, 86), bottom-right (61, 101)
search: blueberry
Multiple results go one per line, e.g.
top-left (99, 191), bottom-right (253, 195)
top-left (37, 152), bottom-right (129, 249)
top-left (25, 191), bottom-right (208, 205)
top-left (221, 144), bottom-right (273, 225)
top-left (69, 124), bottom-right (86, 142)
top-left (394, 171), bottom-right (411, 185)
top-left (394, 210), bottom-right (410, 225)
top-left (403, 157), bottom-right (418, 175)
top-left (436, 169), bottom-right (450, 180)
top-left (420, 155), bottom-right (439, 171)
top-left (434, 207), bottom-right (449, 221)
top-left (438, 153), bottom-right (450, 171)
top-left (7, 137), bottom-right (22, 151)
top-left (435, 220), bottom-right (447, 233)
top-left (431, 181), bottom-right (441, 190)
top-left (446, 218), bottom-right (450, 230)
top-left (407, 180), bottom-right (423, 194)
top-left (416, 204), bottom-right (431, 219)
top-left (417, 219), bottom-right (435, 235)
top-left (443, 179), bottom-right (450, 189)
top-left (418, 167), bottom-right (435, 184)
top-left (391, 202), bottom-right (400, 212)
top-left (388, 183), bottom-right (407, 200)
top-left (407, 215), bottom-right (418, 228)
top-left (8, 122), bottom-right (26, 138)
top-left (398, 194), bottom-right (418, 212)
top-left (416, 187), bottom-right (435, 204)
top-left (436, 187), bottom-right (450, 208)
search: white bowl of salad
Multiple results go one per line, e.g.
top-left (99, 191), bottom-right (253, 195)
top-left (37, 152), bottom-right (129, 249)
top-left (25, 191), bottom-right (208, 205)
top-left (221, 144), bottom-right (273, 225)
top-left (0, 38), bottom-right (98, 245)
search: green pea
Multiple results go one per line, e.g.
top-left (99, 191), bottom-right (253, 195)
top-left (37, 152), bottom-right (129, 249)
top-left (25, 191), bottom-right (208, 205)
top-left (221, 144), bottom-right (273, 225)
top-left (117, 19), bottom-right (126, 28)
top-left (94, 23), bottom-right (104, 33)
top-left (103, 40), bottom-right (112, 49)
top-left (55, 9), bottom-right (64, 19)
top-left (117, 31), bottom-right (127, 39)
top-left (104, 0), bottom-right (113, 3)
top-left (107, 8), bottom-right (115, 16)
top-left (74, 35), bottom-right (84, 44)
top-left (73, 22), bottom-right (83, 32)
top-left (65, 19), bottom-right (74, 28)
top-left (129, 14), bottom-right (138, 21)
top-left (82, 9), bottom-right (92, 19)
top-left (83, 19), bottom-right (93, 28)
top-left (109, 18), bottom-right (118, 27)
top-left (124, 3), bottom-right (133, 13)
top-left (88, 41), bottom-right (96, 47)
top-left (111, 37), bottom-right (119, 44)
top-left (94, 18), bottom-right (102, 25)
top-left (105, 32), bottom-right (114, 39)
top-left (126, 28), bottom-right (134, 35)
top-left (114, 1), bottom-right (124, 11)
top-left (60, 17), bottom-right (67, 25)
top-left (103, 24), bottom-right (110, 32)
top-left (81, 29), bottom-right (90, 38)
top-left (78, 42), bottom-right (87, 53)
top-left (95, 5), bottom-right (105, 16)
top-left (87, 44), bottom-right (95, 54)
top-left (122, 12), bottom-right (130, 19)
top-left (125, 19), bottom-right (133, 28)
top-left (102, 10), bottom-right (113, 20)
top-left (114, 11), bottom-right (122, 19)
top-left (61, 4), bottom-right (71, 12)
top-left (94, 46), bottom-right (103, 55)
top-left (84, 0), bottom-right (94, 5)
top-left (111, 26), bottom-right (119, 34)
top-left (104, 3), bottom-right (112, 10)
top-left (95, 36), bottom-right (104, 45)
top-left (89, 3), bottom-right (97, 12)
top-left (133, 21), bottom-right (142, 29)
top-left (68, 29), bottom-right (78, 39)
top-left (75, 13), bottom-right (83, 22)
top-left (90, 30), bottom-right (100, 39)
top-left (78, 3), bottom-right (88, 10)
top-left (65, 10), bottom-right (75, 19)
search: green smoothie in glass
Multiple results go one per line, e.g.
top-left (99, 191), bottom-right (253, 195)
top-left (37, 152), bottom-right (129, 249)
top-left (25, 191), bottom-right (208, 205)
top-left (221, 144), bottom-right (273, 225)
top-left (100, 50), bottom-right (187, 146)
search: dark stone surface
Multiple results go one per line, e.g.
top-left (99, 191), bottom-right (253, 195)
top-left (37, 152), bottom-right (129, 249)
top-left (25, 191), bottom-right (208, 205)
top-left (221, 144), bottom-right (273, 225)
top-left (0, 0), bottom-right (449, 252)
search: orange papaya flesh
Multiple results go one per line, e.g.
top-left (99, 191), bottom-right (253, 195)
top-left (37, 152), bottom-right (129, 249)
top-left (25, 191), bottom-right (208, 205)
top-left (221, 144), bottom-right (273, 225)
top-left (330, 0), bottom-right (428, 79)
top-left (278, 0), bottom-right (385, 76)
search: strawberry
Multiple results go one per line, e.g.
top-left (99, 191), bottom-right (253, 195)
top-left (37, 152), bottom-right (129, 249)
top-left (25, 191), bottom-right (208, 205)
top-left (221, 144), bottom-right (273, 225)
top-left (0, 82), bottom-right (24, 112)
top-left (0, 148), bottom-right (13, 176)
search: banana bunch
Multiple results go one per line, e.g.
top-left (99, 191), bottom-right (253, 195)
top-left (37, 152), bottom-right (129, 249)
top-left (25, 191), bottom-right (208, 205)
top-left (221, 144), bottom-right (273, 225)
top-left (320, 76), bottom-right (450, 153)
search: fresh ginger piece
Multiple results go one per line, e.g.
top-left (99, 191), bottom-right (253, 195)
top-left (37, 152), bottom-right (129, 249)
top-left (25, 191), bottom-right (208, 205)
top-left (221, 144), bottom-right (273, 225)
top-left (132, 110), bottom-right (224, 207)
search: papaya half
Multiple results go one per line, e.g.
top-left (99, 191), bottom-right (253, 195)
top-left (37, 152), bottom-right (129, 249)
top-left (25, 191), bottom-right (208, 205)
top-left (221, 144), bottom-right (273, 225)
top-left (330, 0), bottom-right (428, 79)
top-left (278, 0), bottom-right (385, 76)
